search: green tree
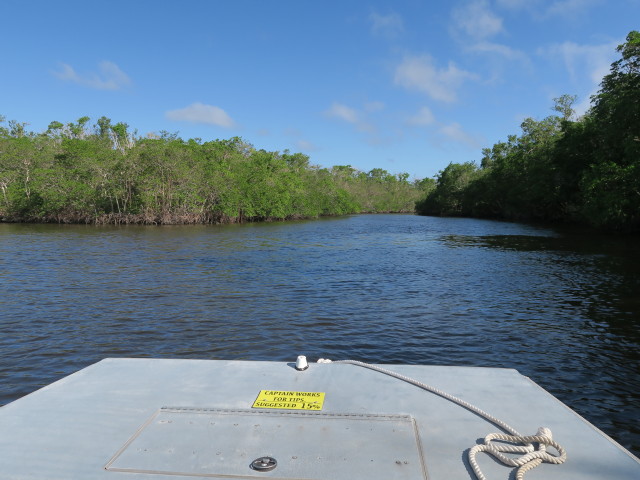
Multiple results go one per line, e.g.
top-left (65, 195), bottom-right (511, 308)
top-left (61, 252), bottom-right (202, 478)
top-left (579, 31), bottom-right (640, 230)
top-left (416, 162), bottom-right (480, 216)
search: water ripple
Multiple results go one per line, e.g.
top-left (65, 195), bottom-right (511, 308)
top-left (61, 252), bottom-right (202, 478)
top-left (0, 215), bottom-right (638, 455)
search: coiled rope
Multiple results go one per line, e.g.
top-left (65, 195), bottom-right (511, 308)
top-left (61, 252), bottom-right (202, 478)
top-left (317, 358), bottom-right (567, 480)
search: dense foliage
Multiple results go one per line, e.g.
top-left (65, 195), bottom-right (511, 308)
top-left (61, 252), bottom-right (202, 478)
top-left (417, 31), bottom-right (640, 232)
top-left (0, 119), bottom-right (423, 224)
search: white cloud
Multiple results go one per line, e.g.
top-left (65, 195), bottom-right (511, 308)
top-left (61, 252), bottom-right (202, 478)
top-left (325, 102), bottom-right (359, 124)
top-left (283, 128), bottom-right (318, 152)
top-left (471, 41), bottom-right (528, 62)
top-left (450, 0), bottom-right (530, 66)
top-left (165, 102), bottom-right (236, 128)
top-left (496, 0), bottom-right (600, 18)
top-left (324, 101), bottom-right (382, 140)
top-left (369, 12), bottom-right (404, 37)
top-left (438, 122), bottom-right (482, 148)
top-left (543, 39), bottom-right (617, 115)
top-left (407, 106), bottom-right (436, 126)
top-left (544, 40), bottom-right (617, 88)
top-left (495, 0), bottom-right (529, 8)
top-left (54, 63), bottom-right (79, 81)
top-left (394, 54), bottom-right (476, 102)
top-left (549, 41), bottom-right (616, 83)
top-left (364, 101), bottom-right (385, 113)
top-left (545, 0), bottom-right (600, 18)
top-left (295, 139), bottom-right (319, 152)
top-left (452, 0), bottom-right (503, 40)
top-left (53, 61), bottom-right (131, 90)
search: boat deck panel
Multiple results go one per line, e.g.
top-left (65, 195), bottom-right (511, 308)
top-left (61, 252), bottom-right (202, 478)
top-left (0, 358), bottom-right (637, 479)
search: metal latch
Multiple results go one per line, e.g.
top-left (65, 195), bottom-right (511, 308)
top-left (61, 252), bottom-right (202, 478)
top-left (251, 456), bottom-right (277, 472)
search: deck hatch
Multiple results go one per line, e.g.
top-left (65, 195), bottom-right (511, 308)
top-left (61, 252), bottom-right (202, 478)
top-left (105, 407), bottom-right (428, 479)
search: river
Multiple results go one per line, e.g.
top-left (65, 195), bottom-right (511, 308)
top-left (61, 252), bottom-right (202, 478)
top-left (0, 214), bottom-right (638, 455)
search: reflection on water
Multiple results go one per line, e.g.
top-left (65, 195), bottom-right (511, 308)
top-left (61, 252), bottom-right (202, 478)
top-left (441, 231), bottom-right (640, 338)
top-left (0, 215), bottom-right (638, 456)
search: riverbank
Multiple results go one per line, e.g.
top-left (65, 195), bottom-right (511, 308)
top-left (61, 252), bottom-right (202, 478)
top-left (0, 122), bottom-right (425, 224)
top-left (0, 208), bottom-right (417, 226)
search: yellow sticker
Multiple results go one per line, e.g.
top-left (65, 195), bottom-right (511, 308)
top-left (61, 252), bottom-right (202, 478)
top-left (252, 390), bottom-right (325, 411)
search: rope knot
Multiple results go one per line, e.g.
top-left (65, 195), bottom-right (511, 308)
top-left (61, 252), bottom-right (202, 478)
top-left (535, 426), bottom-right (552, 439)
top-left (468, 427), bottom-right (567, 480)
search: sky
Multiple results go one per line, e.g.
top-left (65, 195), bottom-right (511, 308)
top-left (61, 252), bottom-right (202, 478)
top-left (1, 0), bottom-right (639, 179)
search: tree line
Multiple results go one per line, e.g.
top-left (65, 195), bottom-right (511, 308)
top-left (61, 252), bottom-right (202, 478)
top-left (0, 118), bottom-right (424, 224)
top-left (417, 31), bottom-right (640, 233)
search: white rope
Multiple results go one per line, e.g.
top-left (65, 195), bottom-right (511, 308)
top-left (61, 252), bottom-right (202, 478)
top-left (468, 427), bottom-right (567, 480)
top-left (317, 358), bottom-right (567, 480)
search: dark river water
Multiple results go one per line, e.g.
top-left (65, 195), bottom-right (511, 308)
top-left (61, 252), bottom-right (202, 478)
top-left (1, 214), bottom-right (638, 456)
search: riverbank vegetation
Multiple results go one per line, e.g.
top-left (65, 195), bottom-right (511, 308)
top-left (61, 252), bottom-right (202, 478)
top-left (416, 31), bottom-right (640, 232)
top-left (0, 120), bottom-right (424, 225)
top-left (3, 32), bottom-right (637, 230)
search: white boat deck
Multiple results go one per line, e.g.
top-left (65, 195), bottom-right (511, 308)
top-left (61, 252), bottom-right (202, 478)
top-left (0, 358), bottom-right (638, 479)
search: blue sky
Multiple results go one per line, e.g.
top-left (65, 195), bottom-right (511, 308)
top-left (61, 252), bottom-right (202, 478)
top-left (2, 0), bottom-right (638, 179)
